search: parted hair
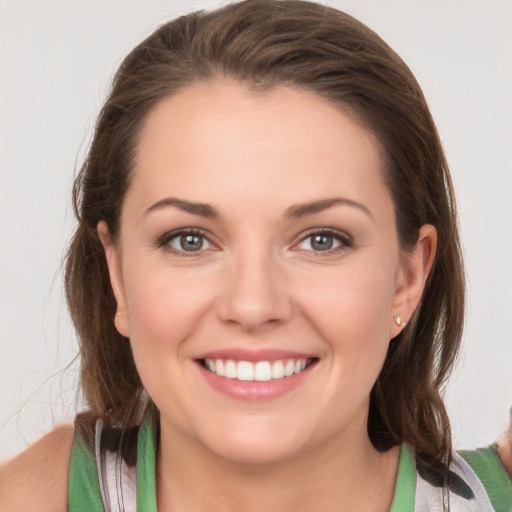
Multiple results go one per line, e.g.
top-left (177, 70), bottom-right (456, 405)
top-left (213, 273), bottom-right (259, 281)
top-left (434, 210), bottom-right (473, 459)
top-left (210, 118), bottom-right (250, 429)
top-left (65, 0), bottom-right (464, 469)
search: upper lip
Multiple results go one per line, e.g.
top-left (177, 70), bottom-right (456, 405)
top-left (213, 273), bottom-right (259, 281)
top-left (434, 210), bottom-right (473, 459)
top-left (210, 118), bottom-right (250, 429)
top-left (195, 348), bottom-right (318, 362)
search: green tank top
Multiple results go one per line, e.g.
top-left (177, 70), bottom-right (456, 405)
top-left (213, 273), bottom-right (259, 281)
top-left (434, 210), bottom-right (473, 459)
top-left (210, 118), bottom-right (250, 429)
top-left (68, 412), bottom-right (157, 511)
top-left (68, 413), bottom-right (512, 511)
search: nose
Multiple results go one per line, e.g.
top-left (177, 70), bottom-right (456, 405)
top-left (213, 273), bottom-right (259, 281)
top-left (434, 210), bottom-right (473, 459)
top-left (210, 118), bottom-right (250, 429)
top-left (216, 247), bottom-right (293, 332)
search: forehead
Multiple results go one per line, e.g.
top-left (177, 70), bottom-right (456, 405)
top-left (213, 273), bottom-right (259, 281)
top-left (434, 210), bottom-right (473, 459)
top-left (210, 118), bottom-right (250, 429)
top-left (128, 80), bottom-right (390, 218)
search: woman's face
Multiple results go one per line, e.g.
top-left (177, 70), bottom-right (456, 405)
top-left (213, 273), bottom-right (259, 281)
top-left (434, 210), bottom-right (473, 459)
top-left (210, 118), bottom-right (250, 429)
top-left (101, 80), bottom-right (433, 464)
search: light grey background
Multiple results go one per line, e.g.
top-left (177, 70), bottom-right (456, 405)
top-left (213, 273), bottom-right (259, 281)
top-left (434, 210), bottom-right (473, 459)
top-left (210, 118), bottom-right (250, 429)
top-left (1, 0), bottom-right (511, 460)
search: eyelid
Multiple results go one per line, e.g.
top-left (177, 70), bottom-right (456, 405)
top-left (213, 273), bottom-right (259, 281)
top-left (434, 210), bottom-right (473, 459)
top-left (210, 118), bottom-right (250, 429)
top-left (293, 227), bottom-right (354, 253)
top-left (157, 227), bottom-right (217, 255)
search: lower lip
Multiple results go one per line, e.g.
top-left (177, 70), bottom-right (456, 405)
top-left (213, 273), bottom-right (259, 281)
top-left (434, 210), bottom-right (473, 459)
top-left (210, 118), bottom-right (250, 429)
top-left (197, 361), bottom-right (316, 400)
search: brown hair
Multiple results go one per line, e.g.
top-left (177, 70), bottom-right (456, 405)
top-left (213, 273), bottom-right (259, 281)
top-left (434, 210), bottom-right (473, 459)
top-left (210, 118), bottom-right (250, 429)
top-left (65, 0), bottom-right (464, 468)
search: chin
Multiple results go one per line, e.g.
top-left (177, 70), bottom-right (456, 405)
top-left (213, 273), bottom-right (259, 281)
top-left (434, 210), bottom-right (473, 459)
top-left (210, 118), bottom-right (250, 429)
top-left (212, 439), bottom-right (300, 466)
top-left (201, 421), bottom-right (309, 465)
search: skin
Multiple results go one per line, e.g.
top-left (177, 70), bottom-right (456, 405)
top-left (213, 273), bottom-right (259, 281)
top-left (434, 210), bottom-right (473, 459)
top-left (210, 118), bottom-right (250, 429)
top-left (497, 416), bottom-right (512, 474)
top-left (0, 425), bottom-right (73, 512)
top-left (1, 80), bottom-right (509, 511)
top-left (97, 80), bottom-right (437, 511)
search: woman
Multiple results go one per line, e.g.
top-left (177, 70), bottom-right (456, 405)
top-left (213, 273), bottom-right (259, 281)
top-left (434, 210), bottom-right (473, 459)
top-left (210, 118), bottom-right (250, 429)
top-left (1, 1), bottom-right (510, 510)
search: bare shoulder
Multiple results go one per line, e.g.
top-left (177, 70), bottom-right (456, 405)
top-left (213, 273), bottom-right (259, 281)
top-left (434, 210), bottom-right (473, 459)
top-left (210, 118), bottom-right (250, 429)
top-left (497, 430), bottom-right (512, 476)
top-left (0, 424), bottom-right (74, 512)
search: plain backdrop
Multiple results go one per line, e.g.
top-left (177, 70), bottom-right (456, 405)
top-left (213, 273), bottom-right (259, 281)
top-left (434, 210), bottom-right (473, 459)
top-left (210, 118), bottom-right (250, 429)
top-left (1, 0), bottom-right (511, 460)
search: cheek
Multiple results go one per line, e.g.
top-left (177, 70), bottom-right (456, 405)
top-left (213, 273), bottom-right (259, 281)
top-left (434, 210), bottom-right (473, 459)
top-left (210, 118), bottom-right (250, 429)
top-left (125, 269), bottom-right (211, 344)
top-left (121, 255), bottom-right (224, 373)
top-left (301, 262), bottom-right (394, 330)
top-left (121, 263), bottom-right (217, 413)
top-left (297, 262), bottom-right (396, 379)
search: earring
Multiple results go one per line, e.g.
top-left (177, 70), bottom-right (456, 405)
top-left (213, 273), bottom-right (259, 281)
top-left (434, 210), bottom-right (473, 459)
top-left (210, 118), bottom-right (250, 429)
top-left (393, 315), bottom-right (406, 327)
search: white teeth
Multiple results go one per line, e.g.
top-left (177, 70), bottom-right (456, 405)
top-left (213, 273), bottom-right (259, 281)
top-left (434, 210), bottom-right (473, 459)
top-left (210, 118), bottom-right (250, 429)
top-left (204, 358), bottom-right (311, 381)
top-left (215, 359), bottom-right (225, 377)
top-left (237, 361), bottom-right (254, 381)
top-left (284, 360), bottom-right (295, 377)
top-left (254, 361), bottom-right (272, 381)
top-left (224, 360), bottom-right (237, 379)
top-left (271, 360), bottom-right (285, 379)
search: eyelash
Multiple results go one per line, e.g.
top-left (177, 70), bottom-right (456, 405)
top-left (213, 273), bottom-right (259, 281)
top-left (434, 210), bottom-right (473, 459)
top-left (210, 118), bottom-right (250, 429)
top-left (158, 228), bottom-right (213, 257)
top-left (295, 228), bottom-right (354, 255)
top-left (157, 227), bottom-right (353, 256)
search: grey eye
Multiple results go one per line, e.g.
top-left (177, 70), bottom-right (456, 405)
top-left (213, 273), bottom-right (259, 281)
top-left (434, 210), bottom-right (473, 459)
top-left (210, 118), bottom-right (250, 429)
top-left (166, 231), bottom-right (212, 253)
top-left (298, 233), bottom-right (340, 251)
top-left (180, 234), bottom-right (203, 251)
top-left (310, 234), bottom-right (334, 251)
top-left (296, 230), bottom-right (352, 253)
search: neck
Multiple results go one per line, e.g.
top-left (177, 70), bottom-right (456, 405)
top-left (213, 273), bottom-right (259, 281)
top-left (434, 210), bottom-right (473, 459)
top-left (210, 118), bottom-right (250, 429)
top-left (156, 419), bottom-right (399, 512)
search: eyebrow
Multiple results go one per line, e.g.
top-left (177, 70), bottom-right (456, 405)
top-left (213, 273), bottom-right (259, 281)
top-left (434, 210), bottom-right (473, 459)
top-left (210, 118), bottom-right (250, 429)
top-left (144, 197), bottom-right (219, 218)
top-left (144, 196), bottom-right (373, 221)
top-left (284, 197), bottom-right (373, 220)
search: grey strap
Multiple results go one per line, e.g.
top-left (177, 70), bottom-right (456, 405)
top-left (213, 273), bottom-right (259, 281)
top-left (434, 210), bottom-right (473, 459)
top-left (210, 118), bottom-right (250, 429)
top-left (95, 419), bottom-right (137, 512)
top-left (415, 451), bottom-right (495, 511)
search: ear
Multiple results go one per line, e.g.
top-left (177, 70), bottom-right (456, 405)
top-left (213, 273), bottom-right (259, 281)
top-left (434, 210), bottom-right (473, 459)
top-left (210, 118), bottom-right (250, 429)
top-left (390, 224), bottom-right (437, 338)
top-left (97, 221), bottom-right (130, 337)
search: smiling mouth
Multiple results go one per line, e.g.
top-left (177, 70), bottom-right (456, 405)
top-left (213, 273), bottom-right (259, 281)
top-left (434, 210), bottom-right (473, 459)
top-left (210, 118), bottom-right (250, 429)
top-left (199, 358), bottom-right (317, 382)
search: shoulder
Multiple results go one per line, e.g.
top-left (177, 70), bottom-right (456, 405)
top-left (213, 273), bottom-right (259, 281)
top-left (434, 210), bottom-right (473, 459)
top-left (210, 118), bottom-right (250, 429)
top-left (0, 424), bottom-right (74, 512)
top-left (458, 444), bottom-right (512, 512)
top-left (496, 431), bottom-right (512, 476)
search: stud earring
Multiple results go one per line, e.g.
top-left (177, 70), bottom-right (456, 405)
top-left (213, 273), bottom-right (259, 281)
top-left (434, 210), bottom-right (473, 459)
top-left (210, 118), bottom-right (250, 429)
top-left (393, 315), bottom-right (406, 327)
